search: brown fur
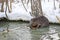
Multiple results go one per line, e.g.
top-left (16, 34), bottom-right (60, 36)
top-left (30, 16), bottom-right (49, 29)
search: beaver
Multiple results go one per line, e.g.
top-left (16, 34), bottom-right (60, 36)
top-left (29, 16), bottom-right (49, 29)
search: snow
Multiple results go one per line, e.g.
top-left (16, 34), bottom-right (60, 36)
top-left (42, 0), bottom-right (60, 23)
top-left (0, 0), bottom-right (60, 23)
top-left (0, 1), bottom-right (32, 21)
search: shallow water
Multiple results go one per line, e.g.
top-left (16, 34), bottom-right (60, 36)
top-left (0, 21), bottom-right (60, 40)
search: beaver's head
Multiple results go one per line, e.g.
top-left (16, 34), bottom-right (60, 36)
top-left (30, 22), bottom-right (38, 29)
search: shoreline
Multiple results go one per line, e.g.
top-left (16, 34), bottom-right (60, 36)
top-left (0, 18), bottom-right (60, 25)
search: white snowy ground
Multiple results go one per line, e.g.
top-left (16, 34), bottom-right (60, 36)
top-left (42, 0), bottom-right (60, 23)
top-left (0, 0), bottom-right (60, 23)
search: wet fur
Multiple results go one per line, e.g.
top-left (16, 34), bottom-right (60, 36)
top-left (30, 16), bottom-right (49, 29)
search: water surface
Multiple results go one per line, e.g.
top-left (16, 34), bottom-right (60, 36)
top-left (0, 21), bottom-right (60, 40)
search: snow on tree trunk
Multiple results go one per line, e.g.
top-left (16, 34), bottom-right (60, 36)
top-left (31, 0), bottom-right (43, 17)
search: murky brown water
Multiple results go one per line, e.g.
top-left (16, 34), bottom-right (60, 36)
top-left (0, 21), bottom-right (60, 40)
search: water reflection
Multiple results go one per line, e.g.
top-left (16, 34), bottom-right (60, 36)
top-left (0, 22), bottom-right (60, 40)
top-left (0, 21), bottom-right (31, 40)
top-left (30, 27), bottom-right (49, 40)
top-left (40, 26), bottom-right (60, 40)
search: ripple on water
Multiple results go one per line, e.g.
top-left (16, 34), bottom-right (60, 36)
top-left (0, 22), bottom-right (60, 40)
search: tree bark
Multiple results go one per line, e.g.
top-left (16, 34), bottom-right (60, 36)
top-left (6, 0), bottom-right (12, 13)
top-left (31, 0), bottom-right (43, 17)
top-left (8, 0), bottom-right (12, 13)
top-left (1, 0), bottom-right (4, 12)
top-left (5, 0), bottom-right (8, 19)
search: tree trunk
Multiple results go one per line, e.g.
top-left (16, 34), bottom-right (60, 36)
top-left (1, 0), bottom-right (4, 12)
top-left (31, 0), bottom-right (43, 17)
top-left (6, 0), bottom-right (12, 13)
top-left (59, 3), bottom-right (60, 8)
top-left (54, 0), bottom-right (56, 10)
top-left (9, 0), bottom-right (12, 13)
top-left (5, 0), bottom-right (8, 19)
top-left (38, 0), bottom-right (43, 16)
